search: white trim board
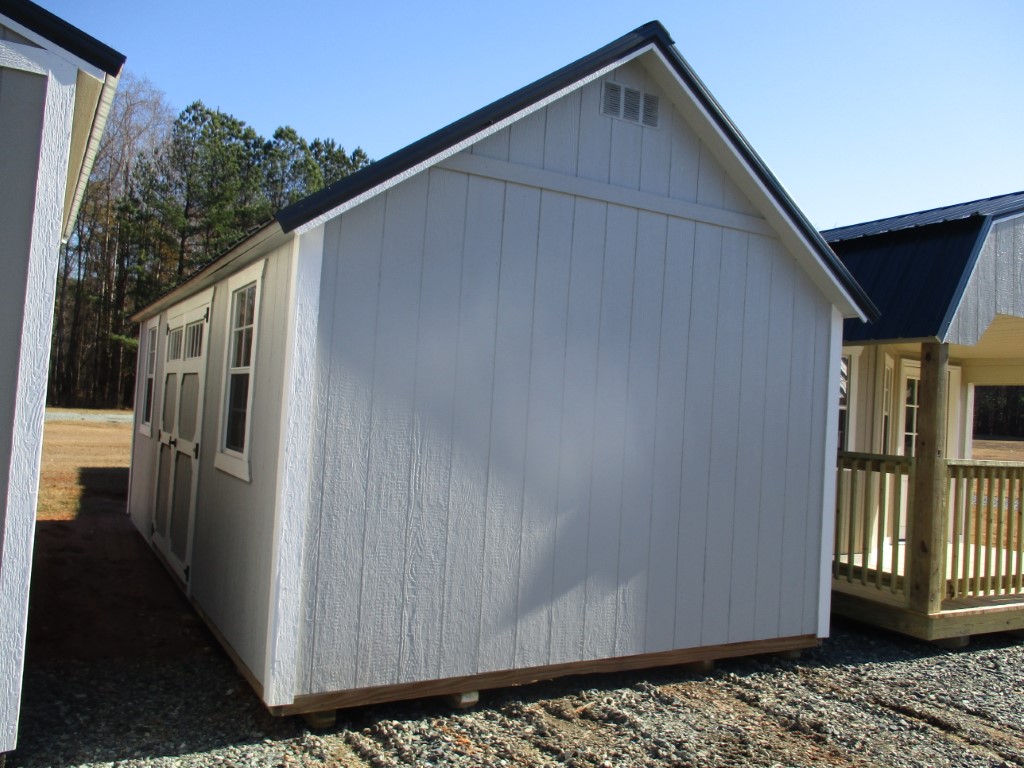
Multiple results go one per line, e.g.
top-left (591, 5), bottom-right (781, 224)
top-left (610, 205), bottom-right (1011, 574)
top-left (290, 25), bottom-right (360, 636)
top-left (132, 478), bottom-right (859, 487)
top-left (264, 226), bottom-right (323, 705)
top-left (437, 153), bottom-right (774, 237)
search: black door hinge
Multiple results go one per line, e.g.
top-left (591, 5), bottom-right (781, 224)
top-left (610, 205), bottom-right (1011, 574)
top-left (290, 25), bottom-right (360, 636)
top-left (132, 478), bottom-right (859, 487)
top-left (184, 565), bottom-right (190, 581)
top-left (193, 442), bottom-right (200, 459)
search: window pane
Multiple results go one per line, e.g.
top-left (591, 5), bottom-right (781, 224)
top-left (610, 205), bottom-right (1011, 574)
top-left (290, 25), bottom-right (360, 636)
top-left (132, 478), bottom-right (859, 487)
top-left (225, 373), bottom-right (250, 452)
top-left (244, 284), bottom-right (256, 325)
top-left (232, 328), bottom-right (245, 368)
top-left (143, 379), bottom-right (154, 424)
top-left (241, 327), bottom-right (253, 367)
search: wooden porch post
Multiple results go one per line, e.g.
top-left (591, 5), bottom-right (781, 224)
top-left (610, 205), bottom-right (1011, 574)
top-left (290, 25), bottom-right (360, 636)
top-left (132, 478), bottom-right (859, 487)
top-left (909, 341), bottom-right (949, 615)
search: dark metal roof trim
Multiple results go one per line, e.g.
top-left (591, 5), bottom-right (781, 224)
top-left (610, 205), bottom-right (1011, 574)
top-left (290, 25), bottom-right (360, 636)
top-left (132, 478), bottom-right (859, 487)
top-left (274, 21), bottom-right (877, 321)
top-left (823, 190), bottom-right (1024, 243)
top-left (0, 0), bottom-right (125, 75)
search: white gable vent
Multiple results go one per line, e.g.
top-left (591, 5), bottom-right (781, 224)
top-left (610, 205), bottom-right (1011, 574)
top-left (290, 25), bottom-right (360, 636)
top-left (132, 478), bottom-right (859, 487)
top-left (601, 81), bottom-right (659, 128)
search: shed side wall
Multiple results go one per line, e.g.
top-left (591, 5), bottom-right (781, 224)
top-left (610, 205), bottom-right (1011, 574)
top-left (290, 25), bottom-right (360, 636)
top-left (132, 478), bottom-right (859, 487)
top-left (298, 61), bottom-right (834, 695)
top-left (188, 241), bottom-right (293, 681)
top-left (128, 242), bottom-right (293, 684)
top-left (945, 214), bottom-right (1024, 345)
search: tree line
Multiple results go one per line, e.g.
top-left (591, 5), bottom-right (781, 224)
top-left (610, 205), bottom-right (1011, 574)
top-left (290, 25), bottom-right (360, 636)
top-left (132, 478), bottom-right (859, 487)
top-left (974, 386), bottom-right (1024, 439)
top-left (49, 74), bottom-right (369, 408)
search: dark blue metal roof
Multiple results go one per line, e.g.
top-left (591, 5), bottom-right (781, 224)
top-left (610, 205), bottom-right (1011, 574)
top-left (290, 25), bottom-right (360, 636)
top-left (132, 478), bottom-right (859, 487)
top-left (828, 217), bottom-right (986, 342)
top-left (823, 190), bottom-right (1024, 243)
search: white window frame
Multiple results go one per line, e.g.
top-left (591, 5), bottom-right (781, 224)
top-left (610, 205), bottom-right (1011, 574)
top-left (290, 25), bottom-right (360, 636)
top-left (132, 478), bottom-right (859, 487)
top-left (214, 260), bottom-right (265, 481)
top-left (838, 346), bottom-right (862, 452)
top-left (138, 317), bottom-right (160, 437)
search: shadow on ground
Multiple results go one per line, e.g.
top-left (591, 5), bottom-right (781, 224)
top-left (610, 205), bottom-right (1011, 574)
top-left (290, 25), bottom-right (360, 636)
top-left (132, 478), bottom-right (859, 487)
top-left (13, 467), bottom-right (301, 767)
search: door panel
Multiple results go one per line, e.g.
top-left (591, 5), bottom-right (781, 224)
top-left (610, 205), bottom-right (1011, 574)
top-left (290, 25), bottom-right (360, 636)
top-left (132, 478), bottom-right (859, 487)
top-left (151, 292), bottom-right (212, 587)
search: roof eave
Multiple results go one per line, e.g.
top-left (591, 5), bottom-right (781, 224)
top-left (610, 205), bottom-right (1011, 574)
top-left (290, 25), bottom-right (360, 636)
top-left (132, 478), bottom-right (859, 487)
top-left (130, 222), bottom-right (288, 323)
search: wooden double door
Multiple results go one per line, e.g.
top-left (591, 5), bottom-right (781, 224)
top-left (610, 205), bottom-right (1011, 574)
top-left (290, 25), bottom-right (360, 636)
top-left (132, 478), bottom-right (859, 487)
top-left (153, 291), bottom-right (212, 584)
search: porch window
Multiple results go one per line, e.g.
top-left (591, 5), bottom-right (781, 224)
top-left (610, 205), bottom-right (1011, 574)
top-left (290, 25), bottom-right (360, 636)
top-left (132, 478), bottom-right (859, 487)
top-left (215, 260), bottom-right (265, 481)
top-left (838, 355), bottom-right (851, 450)
top-left (904, 377), bottom-right (919, 457)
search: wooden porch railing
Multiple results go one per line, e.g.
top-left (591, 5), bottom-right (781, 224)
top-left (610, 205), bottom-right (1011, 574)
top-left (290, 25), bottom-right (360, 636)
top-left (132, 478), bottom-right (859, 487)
top-left (834, 453), bottom-right (1024, 604)
top-left (947, 461), bottom-right (1024, 599)
top-left (834, 451), bottom-right (913, 595)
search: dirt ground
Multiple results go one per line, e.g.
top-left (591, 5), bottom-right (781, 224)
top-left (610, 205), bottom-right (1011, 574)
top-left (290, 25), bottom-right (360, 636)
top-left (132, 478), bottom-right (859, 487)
top-left (29, 417), bottom-right (212, 662)
top-left (971, 438), bottom-right (1024, 461)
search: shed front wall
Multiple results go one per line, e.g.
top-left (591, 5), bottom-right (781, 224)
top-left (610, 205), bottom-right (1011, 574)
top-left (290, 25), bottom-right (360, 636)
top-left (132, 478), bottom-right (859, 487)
top-left (298, 59), bottom-right (836, 696)
top-left (129, 241), bottom-right (294, 684)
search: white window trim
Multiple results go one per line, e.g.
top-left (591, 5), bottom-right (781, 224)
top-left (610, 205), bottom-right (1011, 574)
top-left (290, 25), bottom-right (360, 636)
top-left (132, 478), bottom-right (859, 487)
top-left (214, 259), bottom-right (266, 482)
top-left (839, 346), bottom-right (862, 452)
top-left (138, 317), bottom-right (160, 437)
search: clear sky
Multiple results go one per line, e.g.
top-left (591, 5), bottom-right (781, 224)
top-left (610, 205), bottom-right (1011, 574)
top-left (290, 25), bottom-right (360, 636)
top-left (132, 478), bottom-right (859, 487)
top-left (41, 0), bottom-right (1024, 229)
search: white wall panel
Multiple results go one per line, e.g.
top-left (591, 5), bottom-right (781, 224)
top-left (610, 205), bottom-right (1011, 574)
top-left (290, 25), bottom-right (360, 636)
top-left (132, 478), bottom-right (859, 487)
top-left (299, 59), bottom-right (835, 695)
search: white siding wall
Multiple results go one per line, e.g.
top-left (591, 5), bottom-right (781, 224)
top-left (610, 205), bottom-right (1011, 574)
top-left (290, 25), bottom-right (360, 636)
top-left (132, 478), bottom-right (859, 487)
top-left (129, 243), bottom-right (294, 683)
top-left (946, 215), bottom-right (1024, 345)
top-left (298, 61), bottom-right (834, 695)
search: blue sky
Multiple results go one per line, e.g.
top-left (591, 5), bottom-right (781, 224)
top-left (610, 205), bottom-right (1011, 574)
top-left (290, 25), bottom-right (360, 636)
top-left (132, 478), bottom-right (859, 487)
top-left (43, 0), bottom-right (1024, 229)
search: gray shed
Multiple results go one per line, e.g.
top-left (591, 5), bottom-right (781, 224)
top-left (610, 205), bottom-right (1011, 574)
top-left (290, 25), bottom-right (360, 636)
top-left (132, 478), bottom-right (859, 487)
top-left (0, 0), bottom-right (123, 754)
top-left (128, 21), bottom-right (873, 719)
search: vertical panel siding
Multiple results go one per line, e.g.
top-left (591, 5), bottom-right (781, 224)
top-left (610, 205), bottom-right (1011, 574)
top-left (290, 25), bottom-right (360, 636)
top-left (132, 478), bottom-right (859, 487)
top-left (754, 247), bottom-right (797, 640)
top-left (399, 169), bottom-right (467, 680)
top-left (727, 234), bottom-right (772, 642)
top-left (615, 211), bottom-right (665, 655)
top-left (301, 60), bottom-right (833, 694)
top-left (301, 201), bottom-right (384, 691)
top-left (356, 173), bottom-right (430, 687)
top-left (515, 190), bottom-right (573, 668)
top-left (946, 215), bottom-right (1024, 345)
top-left (644, 217), bottom-right (695, 653)
top-left (701, 228), bottom-right (747, 646)
top-left (582, 204), bottom-right (637, 661)
top-left (548, 199), bottom-right (606, 665)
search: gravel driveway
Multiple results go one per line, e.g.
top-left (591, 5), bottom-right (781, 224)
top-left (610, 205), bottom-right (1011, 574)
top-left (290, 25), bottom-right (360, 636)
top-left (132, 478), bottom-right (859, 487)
top-left (11, 622), bottom-right (1024, 767)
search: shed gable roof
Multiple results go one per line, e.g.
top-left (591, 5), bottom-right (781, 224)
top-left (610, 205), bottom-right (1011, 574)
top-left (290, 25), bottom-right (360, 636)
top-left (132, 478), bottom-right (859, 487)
top-left (275, 21), bottom-right (875, 322)
top-left (822, 191), bottom-right (1024, 343)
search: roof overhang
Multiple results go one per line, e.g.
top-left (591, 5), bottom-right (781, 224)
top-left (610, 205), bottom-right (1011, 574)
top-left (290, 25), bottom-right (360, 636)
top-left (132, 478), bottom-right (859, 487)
top-left (0, 0), bottom-right (125, 241)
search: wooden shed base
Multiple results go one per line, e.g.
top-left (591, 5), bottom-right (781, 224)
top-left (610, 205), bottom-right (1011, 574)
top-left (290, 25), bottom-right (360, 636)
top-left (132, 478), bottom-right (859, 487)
top-left (832, 590), bottom-right (1024, 642)
top-left (269, 634), bottom-right (818, 717)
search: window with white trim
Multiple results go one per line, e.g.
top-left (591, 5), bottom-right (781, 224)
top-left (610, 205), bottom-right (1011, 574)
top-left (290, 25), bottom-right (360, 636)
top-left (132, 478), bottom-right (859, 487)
top-left (215, 260), bottom-right (264, 481)
top-left (139, 318), bottom-right (159, 437)
top-left (838, 354), bottom-right (851, 451)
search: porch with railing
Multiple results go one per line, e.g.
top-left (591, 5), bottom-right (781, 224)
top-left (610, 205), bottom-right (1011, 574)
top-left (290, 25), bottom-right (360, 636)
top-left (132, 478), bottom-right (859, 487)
top-left (833, 452), bottom-right (1024, 625)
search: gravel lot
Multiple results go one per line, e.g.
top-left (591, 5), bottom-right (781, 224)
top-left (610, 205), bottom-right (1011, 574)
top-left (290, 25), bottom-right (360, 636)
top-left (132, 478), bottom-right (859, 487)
top-left (11, 419), bottom-right (1024, 767)
top-left (11, 623), bottom-right (1024, 768)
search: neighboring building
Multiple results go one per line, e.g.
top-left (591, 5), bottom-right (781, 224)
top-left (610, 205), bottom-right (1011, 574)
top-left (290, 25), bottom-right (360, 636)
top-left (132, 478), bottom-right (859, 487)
top-left (0, 0), bottom-right (124, 755)
top-left (128, 22), bottom-right (873, 721)
top-left (825, 192), bottom-right (1024, 643)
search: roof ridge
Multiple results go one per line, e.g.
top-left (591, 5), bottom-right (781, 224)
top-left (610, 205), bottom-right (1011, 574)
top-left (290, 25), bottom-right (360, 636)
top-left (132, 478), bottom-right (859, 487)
top-left (823, 189), bottom-right (1024, 242)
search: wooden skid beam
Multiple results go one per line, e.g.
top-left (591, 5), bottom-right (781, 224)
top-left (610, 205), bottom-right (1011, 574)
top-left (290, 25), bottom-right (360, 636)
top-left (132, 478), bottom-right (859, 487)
top-left (271, 635), bottom-right (819, 717)
top-left (833, 590), bottom-right (1024, 641)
